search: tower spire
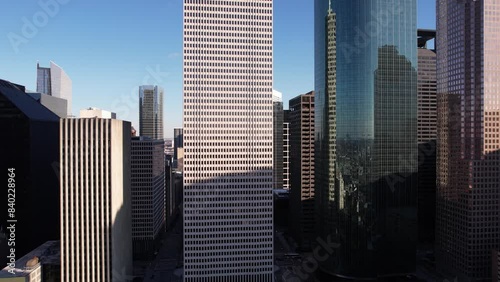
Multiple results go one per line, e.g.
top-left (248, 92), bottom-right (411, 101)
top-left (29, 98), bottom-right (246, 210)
top-left (328, 0), bottom-right (332, 12)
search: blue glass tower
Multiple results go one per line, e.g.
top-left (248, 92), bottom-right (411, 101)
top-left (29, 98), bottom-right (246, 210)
top-left (314, 0), bottom-right (418, 279)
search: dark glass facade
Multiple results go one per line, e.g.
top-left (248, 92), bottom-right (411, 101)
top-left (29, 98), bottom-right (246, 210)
top-left (314, 0), bottom-right (417, 279)
top-left (0, 80), bottom-right (60, 267)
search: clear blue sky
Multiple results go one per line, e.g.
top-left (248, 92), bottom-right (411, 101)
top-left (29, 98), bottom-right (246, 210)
top-left (1, 0), bottom-right (436, 138)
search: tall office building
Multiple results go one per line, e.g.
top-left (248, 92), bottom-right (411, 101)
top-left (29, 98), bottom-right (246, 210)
top-left (183, 0), bottom-right (274, 280)
top-left (283, 110), bottom-right (291, 190)
top-left (417, 29), bottom-right (437, 244)
top-left (289, 91), bottom-right (315, 250)
top-left (139, 85), bottom-right (164, 140)
top-left (173, 128), bottom-right (183, 170)
top-left (36, 62), bottom-right (72, 116)
top-left (0, 80), bottom-right (60, 267)
top-left (131, 137), bottom-right (165, 259)
top-left (273, 89), bottom-right (284, 189)
top-left (60, 117), bottom-right (132, 282)
top-left (436, 1), bottom-right (500, 280)
top-left (417, 30), bottom-right (437, 144)
top-left (315, 0), bottom-right (417, 279)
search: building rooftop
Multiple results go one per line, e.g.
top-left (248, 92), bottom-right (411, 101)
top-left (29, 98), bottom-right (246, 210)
top-left (0, 240), bottom-right (60, 278)
top-left (0, 79), bottom-right (60, 122)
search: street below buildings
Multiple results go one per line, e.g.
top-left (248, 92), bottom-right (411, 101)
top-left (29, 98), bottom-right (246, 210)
top-left (143, 212), bottom-right (183, 282)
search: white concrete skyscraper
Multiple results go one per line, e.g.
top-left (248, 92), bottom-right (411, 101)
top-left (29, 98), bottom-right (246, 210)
top-left (183, 0), bottom-right (274, 281)
top-left (60, 117), bottom-right (133, 282)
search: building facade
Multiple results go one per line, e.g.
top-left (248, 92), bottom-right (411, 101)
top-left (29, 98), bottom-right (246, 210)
top-left (60, 117), bottom-right (133, 282)
top-left (436, 0), bottom-right (500, 280)
top-left (26, 92), bottom-right (68, 118)
top-left (139, 85), bottom-right (164, 140)
top-left (173, 128), bottom-right (183, 170)
top-left (417, 30), bottom-right (437, 244)
top-left (0, 80), bottom-right (60, 267)
top-left (131, 137), bottom-right (165, 260)
top-left (0, 241), bottom-right (60, 282)
top-left (36, 62), bottom-right (72, 116)
top-left (273, 89), bottom-right (284, 189)
top-left (495, 250), bottom-right (500, 282)
top-left (183, 0), bottom-right (274, 280)
top-left (289, 91), bottom-right (315, 250)
top-left (283, 110), bottom-right (291, 190)
top-left (314, 0), bottom-right (417, 279)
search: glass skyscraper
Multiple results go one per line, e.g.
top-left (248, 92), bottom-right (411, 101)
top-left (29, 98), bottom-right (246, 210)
top-left (139, 85), bottom-right (164, 140)
top-left (314, 0), bottom-right (417, 279)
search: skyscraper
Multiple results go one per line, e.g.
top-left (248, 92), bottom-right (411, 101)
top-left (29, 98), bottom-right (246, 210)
top-left (314, 0), bottom-right (417, 279)
top-left (283, 110), bottom-right (291, 190)
top-left (436, 0), bottom-right (500, 280)
top-left (36, 62), bottom-right (72, 116)
top-left (273, 89), bottom-right (284, 189)
top-left (289, 91), bottom-right (315, 251)
top-left (173, 127), bottom-right (183, 170)
top-left (183, 0), bottom-right (274, 280)
top-left (60, 117), bottom-right (132, 282)
top-left (139, 85), bottom-right (164, 140)
top-left (131, 137), bottom-right (165, 260)
top-left (0, 80), bottom-right (60, 267)
top-left (417, 29), bottom-right (437, 244)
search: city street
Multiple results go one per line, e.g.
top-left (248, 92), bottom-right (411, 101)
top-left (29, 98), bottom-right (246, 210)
top-left (143, 213), bottom-right (184, 282)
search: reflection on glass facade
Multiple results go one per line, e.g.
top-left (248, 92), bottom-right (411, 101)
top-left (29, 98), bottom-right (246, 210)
top-left (314, 0), bottom-right (417, 279)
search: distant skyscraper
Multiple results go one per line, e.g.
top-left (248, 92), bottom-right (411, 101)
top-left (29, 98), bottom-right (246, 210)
top-left (283, 110), bottom-right (291, 190)
top-left (183, 0), bottom-right (274, 280)
top-left (60, 117), bottom-right (132, 282)
top-left (436, 0), bottom-right (500, 280)
top-left (173, 128), bottom-right (183, 169)
top-left (315, 0), bottom-right (417, 279)
top-left (36, 62), bottom-right (72, 116)
top-left (273, 89), bottom-right (284, 189)
top-left (139, 85), bottom-right (163, 140)
top-left (289, 91), bottom-right (315, 251)
top-left (0, 80), bottom-right (60, 267)
top-left (131, 137), bottom-right (165, 260)
top-left (417, 29), bottom-right (437, 244)
top-left (417, 30), bottom-right (438, 144)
